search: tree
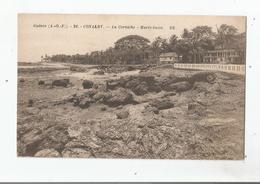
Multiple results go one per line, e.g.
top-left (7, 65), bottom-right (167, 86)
top-left (181, 26), bottom-right (214, 63)
top-left (114, 35), bottom-right (150, 50)
top-left (114, 35), bottom-right (150, 64)
top-left (151, 36), bottom-right (170, 61)
top-left (216, 24), bottom-right (238, 49)
top-left (175, 39), bottom-right (192, 62)
top-left (168, 34), bottom-right (178, 52)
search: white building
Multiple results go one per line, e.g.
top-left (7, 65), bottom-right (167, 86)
top-left (203, 49), bottom-right (244, 64)
top-left (159, 52), bottom-right (180, 64)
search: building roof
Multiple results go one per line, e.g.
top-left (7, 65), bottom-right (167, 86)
top-left (159, 52), bottom-right (177, 57)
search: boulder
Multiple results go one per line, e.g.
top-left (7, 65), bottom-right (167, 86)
top-left (93, 91), bottom-right (111, 102)
top-left (125, 78), bottom-right (139, 89)
top-left (83, 88), bottom-right (98, 97)
top-left (148, 82), bottom-right (162, 93)
top-left (150, 99), bottom-right (174, 110)
top-left (82, 80), bottom-right (94, 89)
top-left (52, 79), bottom-right (70, 87)
top-left (188, 72), bottom-right (217, 84)
top-left (166, 81), bottom-right (192, 92)
top-left (34, 149), bottom-right (61, 157)
top-left (19, 124), bottom-right (69, 156)
top-left (159, 76), bottom-right (187, 88)
top-left (93, 70), bottom-right (105, 75)
top-left (78, 97), bottom-right (94, 109)
top-left (107, 78), bottom-right (126, 90)
top-left (105, 88), bottom-right (134, 107)
top-left (21, 129), bottom-right (43, 155)
top-left (36, 124), bottom-right (70, 152)
top-left (38, 80), bottom-right (45, 85)
top-left (124, 75), bottom-right (160, 95)
top-left (145, 106), bottom-right (159, 114)
top-left (116, 111), bottom-right (129, 119)
top-left (132, 82), bottom-right (149, 96)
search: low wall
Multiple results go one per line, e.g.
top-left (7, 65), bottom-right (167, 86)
top-left (173, 63), bottom-right (245, 75)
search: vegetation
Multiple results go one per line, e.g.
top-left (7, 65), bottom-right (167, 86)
top-left (43, 24), bottom-right (246, 64)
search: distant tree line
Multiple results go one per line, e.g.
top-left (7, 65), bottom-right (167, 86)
top-left (42, 24), bottom-right (246, 64)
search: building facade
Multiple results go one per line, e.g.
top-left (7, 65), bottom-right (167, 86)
top-left (203, 49), bottom-right (245, 64)
top-left (159, 52), bottom-right (181, 64)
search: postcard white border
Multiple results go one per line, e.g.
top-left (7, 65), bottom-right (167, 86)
top-left (0, 0), bottom-right (260, 182)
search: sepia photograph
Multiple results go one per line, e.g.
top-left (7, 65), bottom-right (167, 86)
top-left (17, 14), bottom-right (246, 159)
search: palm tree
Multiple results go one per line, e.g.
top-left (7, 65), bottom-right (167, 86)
top-left (216, 24), bottom-right (238, 49)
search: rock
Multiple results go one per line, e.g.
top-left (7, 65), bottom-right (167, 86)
top-left (132, 82), bottom-right (149, 95)
top-left (38, 80), bottom-right (45, 85)
top-left (148, 82), bottom-right (162, 93)
top-left (100, 106), bottom-right (107, 111)
top-left (193, 82), bottom-right (210, 93)
top-left (188, 102), bottom-right (206, 116)
top-left (159, 76), bottom-right (187, 88)
top-left (163, 92), bottom-right (177, 97)
top-left (78, 97), bottom-right (94, 109)
top-left (34, 149), bottom-right (61, 157)
top-left (19, 78), bottom-right (25, 82)
top-left (84, 88), bottom-right (97, 97)
top-left (166, 81), bottom-right (192, 92)
top-left (65, 140), bottom-right (86, 148)
top-left (69, 95), bottom-right (80, 106)
top-left (138, 75), bottom-right (155, 83)
top-left (125, 78), bottom-right (139, 89)
top-left (123, 75), bottom-right (160, 95)
top-left (93, 70), bottom-right (105, 75)
top-left (97, 83), bottom-right (108, 91)
top-left (107, 75), bottom-right (157, 95)
top-left (150, 99), bottom-right (174, 110)
top-left (145, 106), bottom-right (159, 114)
top-left (92, 83), bottom-right (99, 89)
top-left (127, 66), bottom-right (135, 71)
top-left (188, 72), bottom-right (217, 84)
top-left (22, 129), bottom-right (43, 155)
top-left (38, 124), bottom-right (70, 152)
top-left (62, 148), bottom-right (92, 158)
top-left (28, 99), bottom-right (34, 107)
top-left (52, 79), bottom-right (70, 87)
top-left (194, 93), bottom-right (215, 106)
top-left (93, 91), bottom-right (111, 102)
top-left (70, 66), bottom-right (86, 72)
top-left (107, 78), bottom-right (126, 90)
top-left (82, 80), bottom-right (94, 89)
top-left (68, 125), bottom-right (85, 138)
top-left (19, 124), bottom-right (69, 156)
top-left (188, 103), bottom-right (201, 111)
top-left (116, 111), bottom-right (129, 119)
top-left (105, 88), bottom-right (134, 107)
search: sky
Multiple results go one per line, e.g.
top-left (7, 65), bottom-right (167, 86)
top-left (18, 14), bottom-right (246, 62)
